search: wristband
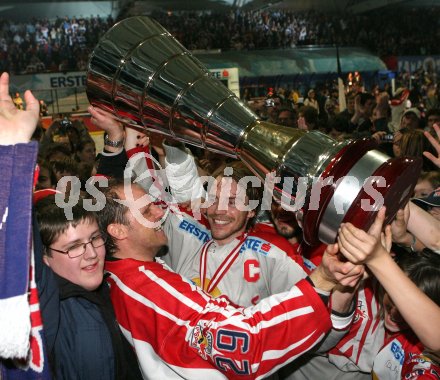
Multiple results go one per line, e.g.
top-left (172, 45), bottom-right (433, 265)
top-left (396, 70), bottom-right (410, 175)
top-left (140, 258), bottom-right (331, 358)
top-left (104, 134), bottom-right (124, 148)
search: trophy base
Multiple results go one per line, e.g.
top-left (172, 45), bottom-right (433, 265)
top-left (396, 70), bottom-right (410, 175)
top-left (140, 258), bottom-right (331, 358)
top-left (302, 139), bottom-right (422, 245)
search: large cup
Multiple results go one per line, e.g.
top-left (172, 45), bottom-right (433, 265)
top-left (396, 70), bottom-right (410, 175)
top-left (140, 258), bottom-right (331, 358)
top-left (86, 16), bottom-right (422, 245)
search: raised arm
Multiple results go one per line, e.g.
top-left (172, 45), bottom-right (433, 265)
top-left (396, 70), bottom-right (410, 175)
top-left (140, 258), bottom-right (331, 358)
top-left (407, 201), bottom-right (440, 253)
top-left (0, 72), bottom-right (39, 144)
top-left (88, 106), bottom-right (128, 178)
top-left (338, 208), bottom-right (440, 351)
top-left (423, 123), bottom-right (440, 168)
top-left (0, 71), bottom-right (40, 360)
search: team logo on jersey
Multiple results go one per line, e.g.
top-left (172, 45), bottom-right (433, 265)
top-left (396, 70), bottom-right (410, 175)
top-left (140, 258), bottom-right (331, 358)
top-left (191, 277), bottom-right (222, 298)
top-left (239, 238), bottom-right (272, 256)
top-left (243, 259), bottom-right (260, 282)
top-left (178, 220), bottom-right (211, 243)
top-left (391, 341), bottom-right (405, 365)
top-left (190, 323), bottom-right (213, 360)
top-left (353, 299), bottom-right (369, 324)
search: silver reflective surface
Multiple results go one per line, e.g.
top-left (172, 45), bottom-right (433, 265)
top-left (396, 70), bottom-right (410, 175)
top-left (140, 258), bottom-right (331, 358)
top-left (318, 149), bottom-right (388, 244)
top-left (87, 16), bottom-right (258, 155)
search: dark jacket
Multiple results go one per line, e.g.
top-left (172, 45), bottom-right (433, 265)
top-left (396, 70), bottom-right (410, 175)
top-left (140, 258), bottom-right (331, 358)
top-left (35, 220), bottom-right (142, 380)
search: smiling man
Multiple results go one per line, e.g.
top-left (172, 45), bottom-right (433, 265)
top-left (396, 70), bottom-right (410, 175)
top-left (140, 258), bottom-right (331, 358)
top-left (161, 159), bottom-right (311, 307)
top-left (98, 176), bottom-right (363, 380)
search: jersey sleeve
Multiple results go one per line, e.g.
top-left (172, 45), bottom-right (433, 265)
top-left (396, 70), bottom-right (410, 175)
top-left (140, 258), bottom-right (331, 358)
top-left (106, 260), bottom-right (332, 380)
top-left (164, 143), bottom-right (205, 204)
top-left (126, 146), bottom-right (169, 201)
top-left (267, 243), bottom-right (308, 296)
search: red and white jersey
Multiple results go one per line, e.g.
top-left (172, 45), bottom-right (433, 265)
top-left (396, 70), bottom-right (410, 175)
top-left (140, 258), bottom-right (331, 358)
top-left (105, 257), bottom-right (332, 380)
top-left (163, 211), bottom-right (307, 307)
top-left (126, 144), bottom-right (307, 307)
top-left (373, 332), bottom-right (440, 380)
top-left (283, 279), bottom-right (385, 379)
top-left (327, 278), bottom-right (385, 372)
top-left (292, 245), bottom-right (385, 372)
top-left (126, 146), bottom-right (168, 200)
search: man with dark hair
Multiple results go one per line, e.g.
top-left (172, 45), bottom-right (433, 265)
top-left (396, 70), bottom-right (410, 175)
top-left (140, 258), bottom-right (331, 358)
top-left (277, 106), bottom-right (297, 127)
top-left (349, 92), bottom-right (376, 137)
top-left (97, 176), bottom-right (364, 379)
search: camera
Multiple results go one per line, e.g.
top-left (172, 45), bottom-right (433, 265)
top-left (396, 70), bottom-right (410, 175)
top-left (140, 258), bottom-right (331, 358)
top-left (59, 117), bottom-right (73, 130)
top-left (380, 133), bottom-right (394, 142)
top-left (265, 98), bottom-right (275, 107)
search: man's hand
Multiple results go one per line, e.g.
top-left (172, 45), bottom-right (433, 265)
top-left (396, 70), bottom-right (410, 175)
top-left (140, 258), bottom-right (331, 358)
top-left (0, 72), bottom-right (39, 145)
top-left (88, 105), bottom-right (124, 141)
top-left (338, 207), bottom-right (388, 265)
top-left (322, 243), bottom-right (365, 287)
top-left (424, 123), bottom-right (440, 168)
top-left (310, 243), bottom-right (365, 292)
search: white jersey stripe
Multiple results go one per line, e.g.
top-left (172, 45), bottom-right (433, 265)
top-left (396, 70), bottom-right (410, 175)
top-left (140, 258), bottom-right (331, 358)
top-left (107, 271), bottom-right (193, 328)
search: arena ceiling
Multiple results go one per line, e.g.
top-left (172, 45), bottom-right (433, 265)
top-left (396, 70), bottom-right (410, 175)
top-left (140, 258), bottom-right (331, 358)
top-left (0, 0), bottom-right (435, 14)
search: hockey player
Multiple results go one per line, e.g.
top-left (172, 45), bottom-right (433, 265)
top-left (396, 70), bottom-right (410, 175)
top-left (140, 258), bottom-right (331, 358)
top-left (98, 178), bottom-right (366, 379)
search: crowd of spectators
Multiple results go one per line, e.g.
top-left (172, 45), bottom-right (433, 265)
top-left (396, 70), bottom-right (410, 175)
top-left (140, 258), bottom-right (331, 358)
top-left (1, 6), bottom-right (440, 75)
top-left (151, 6), bottom-right (440, 56)
top-left (0, 14), bottom-right (114, 74)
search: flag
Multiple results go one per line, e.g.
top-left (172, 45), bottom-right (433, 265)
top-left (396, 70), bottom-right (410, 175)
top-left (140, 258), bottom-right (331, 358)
top-left (0, 143), bottom-right (52, 379)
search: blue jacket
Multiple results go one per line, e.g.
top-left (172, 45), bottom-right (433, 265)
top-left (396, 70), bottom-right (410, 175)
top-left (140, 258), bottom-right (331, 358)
top-left (35, 219), bottom-right (142, 380)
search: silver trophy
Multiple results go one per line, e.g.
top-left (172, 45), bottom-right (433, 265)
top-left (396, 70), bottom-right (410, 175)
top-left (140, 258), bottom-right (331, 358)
top-left (86, 16), bottom-right (421, 245)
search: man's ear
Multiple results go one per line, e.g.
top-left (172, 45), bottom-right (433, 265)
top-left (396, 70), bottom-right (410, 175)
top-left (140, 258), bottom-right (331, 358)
top-left (247, 210), bottom-right (256, 220)
top-left (107, 223), bottom-right (127, 240)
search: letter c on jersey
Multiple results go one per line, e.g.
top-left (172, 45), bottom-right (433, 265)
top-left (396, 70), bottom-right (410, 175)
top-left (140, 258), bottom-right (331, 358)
top-left (243, 259), bottom-right (260, 282)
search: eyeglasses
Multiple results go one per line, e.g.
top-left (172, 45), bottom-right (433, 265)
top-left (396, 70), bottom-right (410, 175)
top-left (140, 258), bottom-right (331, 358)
top-left (48, 234), bottom-right (106, 259)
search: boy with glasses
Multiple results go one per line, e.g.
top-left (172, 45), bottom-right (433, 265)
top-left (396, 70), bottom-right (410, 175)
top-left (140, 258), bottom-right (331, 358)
top-left (35, 196), bottom-right (143, 379)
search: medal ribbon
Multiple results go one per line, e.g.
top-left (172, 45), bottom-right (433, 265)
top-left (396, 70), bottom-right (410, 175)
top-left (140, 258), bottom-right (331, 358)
top-left (199, 234), bottom-right (247, 294)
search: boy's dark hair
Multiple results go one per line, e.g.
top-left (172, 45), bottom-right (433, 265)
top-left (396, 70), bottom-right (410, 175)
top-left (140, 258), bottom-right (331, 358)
top-left (36, 159), bottom-right (57, 189)
top-left (35, 195), bottom-right (96, 257)
top-left (397, 249), bottom-right (440, 307)
top-left (43, 143), bottom-right (72, 162)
